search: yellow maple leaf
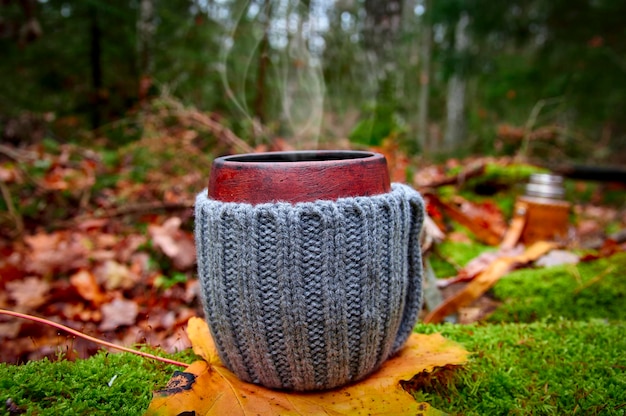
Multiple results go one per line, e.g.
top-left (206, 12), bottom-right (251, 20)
top-left (145, 317), bottom-right (468, 416)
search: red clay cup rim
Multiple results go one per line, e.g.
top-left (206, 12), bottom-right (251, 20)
top-left (208, 150), bottom-right (391, 205)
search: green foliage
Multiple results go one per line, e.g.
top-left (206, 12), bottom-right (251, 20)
top-left (0, 1), bottom-right (137, 126)
top-left (152, 2), bottom-right (223, 111)
top-left (0, 350), bottom-right (192, 416)
top-left (414, 319), bottom-right (626, 415)
top-left (154, 272), bottom-right (188, 290)
top-left (490, 253), bottom-right (626, 323)
top-left (348, 103), bottom-right (406, 147)
top-left (98, 121), bottom-right (144, 146)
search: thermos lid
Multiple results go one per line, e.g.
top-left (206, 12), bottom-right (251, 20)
top-left (525, 173), bottom-right (565, 199)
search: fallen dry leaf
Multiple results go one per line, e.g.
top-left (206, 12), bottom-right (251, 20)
top-left (99, 298), bottom-right (139, 331)
top-left (62, 302), bottom-right (102, 322)
top-left (24, 231), bottom-right (89, 276)
top-left (146, 317), bottom-right (467, 416)
top-left (69, 269), bottom-right (108, 306)
top-left (6, 277), bottom-right (50, 310)
top-left (41, 161), bottom-right (96, 192)
top-left (0, 321), bottom-right (22, 339)
top-left (0, 164), bottom-right (20, 183)
top-left (428, 193), bottom-right (506, 246)
top-left (94, 260), bottom-right (139, 291)
top-left (148, 217), bottom-right (196, 270)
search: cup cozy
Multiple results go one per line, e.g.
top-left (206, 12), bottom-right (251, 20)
top-left (194, 183), bottom-right (425, 391)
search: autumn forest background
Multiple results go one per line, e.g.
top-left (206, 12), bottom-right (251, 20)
top-left (3, 0), bottom-right (626, 158)
top-left (1, 0), bottom-right (626, 414)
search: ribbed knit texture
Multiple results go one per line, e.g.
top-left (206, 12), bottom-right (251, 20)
top-left (194, 183), bottom-right (424, 391)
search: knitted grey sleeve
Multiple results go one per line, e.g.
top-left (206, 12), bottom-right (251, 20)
top-left (194, 183), bottom-right (425, 391)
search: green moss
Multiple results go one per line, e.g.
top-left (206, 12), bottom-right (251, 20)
top-left (417, 252), bottom-right (626, 414)
top-left (491, 191), bottom-right (517, 220)
top-left (2, 252), bottom-right (624, 415)
top-left (413, 320), bottom-right (626, 415)
top-left (470, 163), bottom-right (546, 189)
top-left (430, 241), bottom-right (494, 279)
top-left (0, 350), bottom-right (192, 416)
top-left (489, 252), bottom-right (626, 323)
top-left (4, 322), bottom-right (624, 415)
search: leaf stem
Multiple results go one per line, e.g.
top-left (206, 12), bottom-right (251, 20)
top-left (0, 308), bottom-right (188, 367)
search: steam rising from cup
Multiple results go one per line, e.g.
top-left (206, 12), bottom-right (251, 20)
top-left (216, 0), bottom-right (326, 149)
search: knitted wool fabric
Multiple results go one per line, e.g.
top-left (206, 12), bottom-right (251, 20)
top-left (194, 183), bottom-right (425, 391)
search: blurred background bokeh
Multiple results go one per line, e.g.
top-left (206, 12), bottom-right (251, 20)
top-left (2, 0), bottom-right (625, 163)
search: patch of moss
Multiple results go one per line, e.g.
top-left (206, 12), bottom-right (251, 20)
top-left (465, 163), bottom-right (546, 191)
top-left (489, 252), bottom-right (626, 323)
top-left (430, 241), bottom-right (494, 279)
top-left (413, 319), bottom-right (626, 415)
top-left (0, 350), bottom-right (193, 416)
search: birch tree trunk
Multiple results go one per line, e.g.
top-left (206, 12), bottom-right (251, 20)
top-left (443, 12), bottom-right (470, 151)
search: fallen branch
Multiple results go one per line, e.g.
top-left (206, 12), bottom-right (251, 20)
top-left (436, 246), bottom-right (525, 289)
top-left (94, 200), bottom-right (194, 218)
top-left (418, 161), bottom-right (487, 189)
top-left (0, 143), bottom-right (39, 163)
top-left (57, 200), bottom-right (194, 228)
top-left (185, 111), bottom-right (255, 154)
top-left (424, 241), bottom-right (558, 324)
top-left (0, 180), bottom-right (24, 238)
top-left (0, 144), bottom-right (47, 191)
top-left (0, 308), bottom-right (188, 368)
top-left (547, 163), bottom-right (626, 184)
top-left (159, 95), bottom-right (254, 154)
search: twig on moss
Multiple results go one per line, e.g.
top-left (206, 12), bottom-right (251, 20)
top-left (573, 265), bottom-right (616, 295)
top-left (0, 308), bottom-right (188, 368)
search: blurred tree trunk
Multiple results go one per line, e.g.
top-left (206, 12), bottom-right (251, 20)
top-left (137, 0), bottom-right (156, 105)
top-left (362, 0), bottom-right (403, 144)
top-left (137, 0), bottom-right (156, 76)
top-left (363, 0), bottom-right (403, 76)
top-left (254, 0), bottom-right (271, 123)
top-left (444, 12), bottom-right (470, 150)
top-left (18, 0), bottom-right (42, 46)
top-left (89, 5), bottom-right (103, 129)
top-left (417, 0), bottom-right (432, 154)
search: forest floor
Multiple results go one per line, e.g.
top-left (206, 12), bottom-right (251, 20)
top-left (0, 103), bottom-right (625, 414)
